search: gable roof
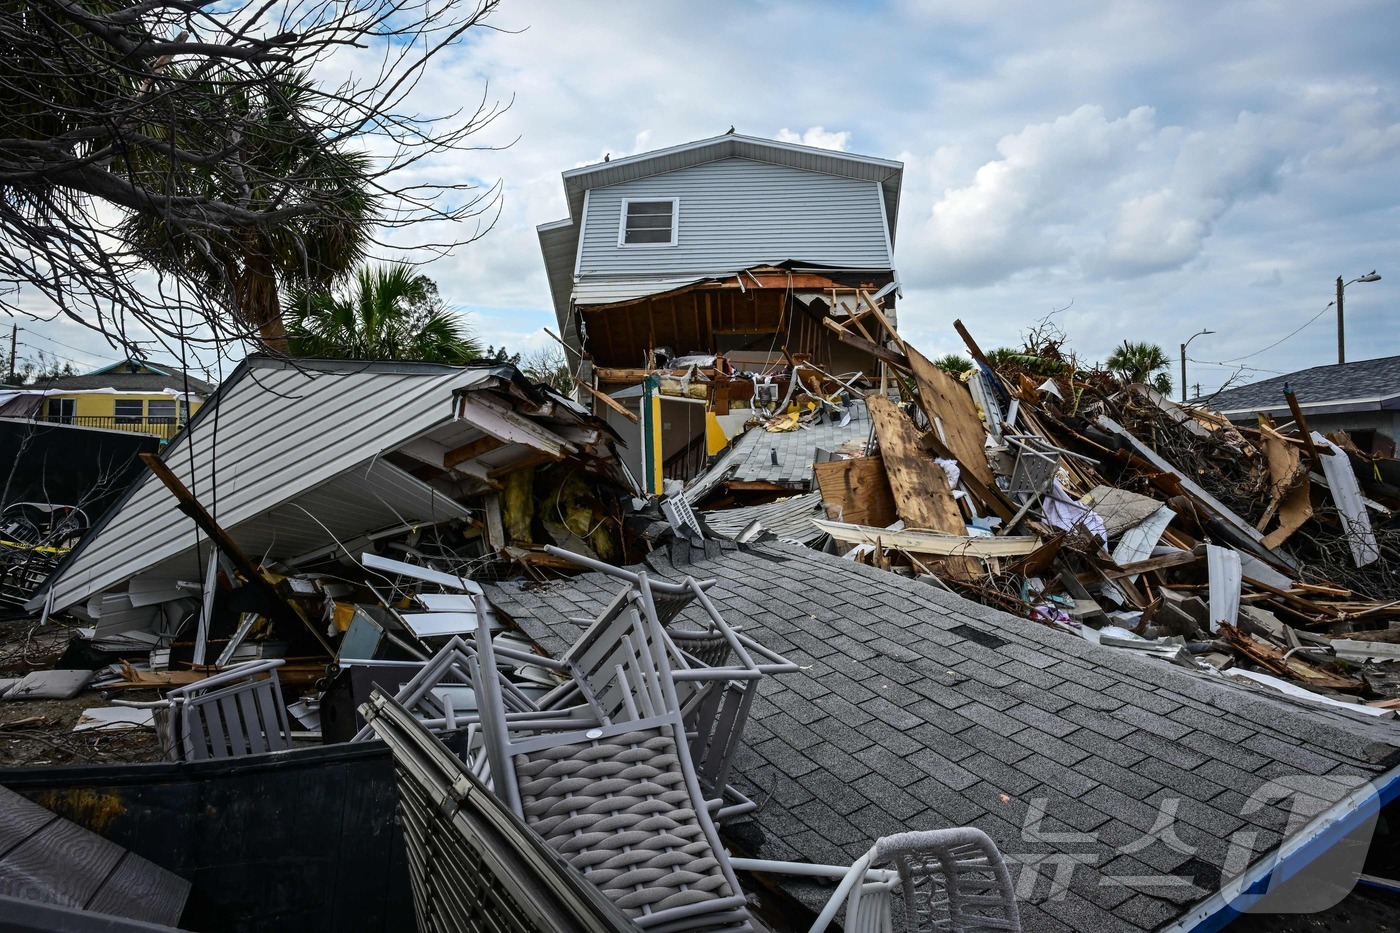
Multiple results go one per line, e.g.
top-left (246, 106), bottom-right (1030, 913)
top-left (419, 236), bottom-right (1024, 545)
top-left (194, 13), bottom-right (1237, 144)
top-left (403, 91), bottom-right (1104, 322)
top-left (487, 540), bottom-right (1400, 933)
top-left (36, 360), bottom-right (217, 396)
top-left (1198, 355), bottom-right (1400, 419)
top-left (34, 356), bottom-right (600, 613)
top-left (537, 134), bottom-right (904, 328)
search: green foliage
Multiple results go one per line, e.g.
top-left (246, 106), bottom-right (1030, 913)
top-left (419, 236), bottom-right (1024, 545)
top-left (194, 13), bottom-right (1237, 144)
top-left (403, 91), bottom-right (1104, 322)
top-left (286, 264), bottom-right (480, 365)
top-left (1106, 340), bottom-right (1172, 394)
top-left (119, 71), bottom-right (376, 345)
top-left (986, 347), bottom-right (1068, 377)
top-left (932, 353), bottom-right (973, 376)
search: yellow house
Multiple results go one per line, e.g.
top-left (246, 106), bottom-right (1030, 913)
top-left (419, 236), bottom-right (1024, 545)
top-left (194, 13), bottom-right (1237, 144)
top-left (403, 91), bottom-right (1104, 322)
top-left (33, 360), bottom-right (214, 441)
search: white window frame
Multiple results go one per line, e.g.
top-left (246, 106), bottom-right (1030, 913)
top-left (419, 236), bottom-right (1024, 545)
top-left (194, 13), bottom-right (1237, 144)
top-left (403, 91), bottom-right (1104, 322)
top-left (617, 198), bottom-right (679, 248)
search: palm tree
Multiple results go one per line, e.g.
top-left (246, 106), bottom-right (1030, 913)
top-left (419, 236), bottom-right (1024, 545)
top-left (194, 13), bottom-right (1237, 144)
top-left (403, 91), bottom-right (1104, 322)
top-left (932, 353), bottom-right (973, 376)
top-left (286, 264), bottom-right (481, 364)
top-left (1106, 340), bottom-right (1173, 395)
top-left (119, 72), bottom-right (376, 352)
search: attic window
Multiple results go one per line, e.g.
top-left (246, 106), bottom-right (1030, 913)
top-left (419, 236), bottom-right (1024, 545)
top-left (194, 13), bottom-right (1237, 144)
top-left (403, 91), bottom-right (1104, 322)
top-left (619, 199), bottom-right (678, 247)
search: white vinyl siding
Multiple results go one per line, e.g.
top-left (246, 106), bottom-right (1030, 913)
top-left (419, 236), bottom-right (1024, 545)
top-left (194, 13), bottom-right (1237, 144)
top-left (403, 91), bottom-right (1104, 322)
top-left (577, 158), bottom-right (891, 280)
top-left (619, 199), bottom-right (678, 246)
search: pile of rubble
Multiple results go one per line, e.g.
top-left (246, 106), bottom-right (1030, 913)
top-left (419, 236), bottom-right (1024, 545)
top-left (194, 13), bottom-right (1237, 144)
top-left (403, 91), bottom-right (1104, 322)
top-left (684, 313), bottom-right (1400, 718)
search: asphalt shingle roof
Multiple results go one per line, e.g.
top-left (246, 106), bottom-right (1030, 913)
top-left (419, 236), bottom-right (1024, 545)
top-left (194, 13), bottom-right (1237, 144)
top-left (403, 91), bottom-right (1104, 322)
top-left (1198, 354), bottom-right (1400, 416)
top-left (38, 367), bottom-right (217, 395)
top-left (485, 541), bottom-right (1400, 933)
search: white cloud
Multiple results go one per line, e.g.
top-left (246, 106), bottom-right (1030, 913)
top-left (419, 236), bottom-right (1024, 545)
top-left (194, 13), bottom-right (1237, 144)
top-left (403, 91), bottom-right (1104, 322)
top-left (17, 0), bottom-right (1400, 386)
top-left (774, 126), bottom-right (851, 151)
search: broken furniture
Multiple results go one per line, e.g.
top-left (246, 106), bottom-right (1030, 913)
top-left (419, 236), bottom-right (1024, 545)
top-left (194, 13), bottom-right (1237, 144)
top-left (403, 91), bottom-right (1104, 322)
top-left (733, 827), bottom-right (1020, 933)
top-left (359, 688), bottom-right (636, 932)
top-left (115, 659), bottom-right (290, 761)
top-left (471, 600), bottom-right (754, 931)
top-left (539, 546), bottom-right (799, 821)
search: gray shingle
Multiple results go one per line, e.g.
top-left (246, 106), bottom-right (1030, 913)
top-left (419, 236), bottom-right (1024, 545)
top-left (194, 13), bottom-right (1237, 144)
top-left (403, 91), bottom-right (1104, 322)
top-left (483, 541), bottom-right (1400, 933)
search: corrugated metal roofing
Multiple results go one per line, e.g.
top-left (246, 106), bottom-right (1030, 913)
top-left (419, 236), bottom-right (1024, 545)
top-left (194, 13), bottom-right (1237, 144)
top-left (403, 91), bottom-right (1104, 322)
top-left (701, 493), bottom-right (825, 543)
top-left (37, 357), bottom-right (499, 611)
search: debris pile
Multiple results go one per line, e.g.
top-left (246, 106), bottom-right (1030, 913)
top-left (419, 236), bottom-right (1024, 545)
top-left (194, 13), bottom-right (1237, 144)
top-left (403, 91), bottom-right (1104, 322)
top-left (686, 309), bottom-right (1400, 718)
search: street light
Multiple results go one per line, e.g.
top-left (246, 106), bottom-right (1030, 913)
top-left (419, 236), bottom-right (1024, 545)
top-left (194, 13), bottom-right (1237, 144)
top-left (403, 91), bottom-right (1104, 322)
top-left (1180, 328), bottom-right (1214, 402)
top-left (1337, 271), bottom-right (1382, 365)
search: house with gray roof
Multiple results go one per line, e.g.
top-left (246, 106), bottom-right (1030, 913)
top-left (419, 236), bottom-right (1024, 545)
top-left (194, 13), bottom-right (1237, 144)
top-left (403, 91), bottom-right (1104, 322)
top-left (488, 539), bottom-right (1400, 932)
top-left (1198, 355), bottom-right (1400, 455)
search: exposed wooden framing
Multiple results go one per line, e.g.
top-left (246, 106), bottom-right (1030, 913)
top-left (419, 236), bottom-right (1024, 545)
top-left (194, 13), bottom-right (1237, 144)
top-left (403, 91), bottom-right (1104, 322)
top-left (858, 289), bottom-right (907, 355)
top-left (576, 378), bottom-right (639, 423)
top-left (458, 394), bottom-right (576, 459)
top-left (822, 318), bottom-right (908, 367)
top-left (444, 434), bottom-right (506, 468)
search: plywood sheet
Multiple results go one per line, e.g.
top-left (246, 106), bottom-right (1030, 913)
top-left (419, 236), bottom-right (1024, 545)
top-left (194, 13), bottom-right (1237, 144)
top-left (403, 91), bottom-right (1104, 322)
top-left (906, 346), bottom-right (996, 490)
top-left (813, 456), bottom-right (897, 527)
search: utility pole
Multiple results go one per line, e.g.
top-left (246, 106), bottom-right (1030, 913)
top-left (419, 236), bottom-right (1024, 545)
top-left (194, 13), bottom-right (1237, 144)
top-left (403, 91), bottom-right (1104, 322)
top-left (6, 323), bottom-right (18, 383)
top-left (1337, 275), bottom-right (1345, 365)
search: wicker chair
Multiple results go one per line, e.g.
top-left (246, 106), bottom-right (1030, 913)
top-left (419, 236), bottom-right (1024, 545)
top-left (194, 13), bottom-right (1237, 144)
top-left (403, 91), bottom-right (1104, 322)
top-left (733, 828), bottom-right (1021, 933)
top-left (473, 597), bottom-right (753, 932)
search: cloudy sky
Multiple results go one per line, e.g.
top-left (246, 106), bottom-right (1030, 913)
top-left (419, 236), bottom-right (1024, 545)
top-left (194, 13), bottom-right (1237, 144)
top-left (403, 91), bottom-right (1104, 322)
top-left (18, 0), bottom-right (1400, 396)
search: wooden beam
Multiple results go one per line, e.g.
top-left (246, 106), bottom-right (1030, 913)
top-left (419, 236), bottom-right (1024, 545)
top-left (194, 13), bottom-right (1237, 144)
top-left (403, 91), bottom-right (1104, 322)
top-left (444, 434), bottom-right (506, 468)
top-left (814, 519), bottom-right (1041, 557)
top-left (822, 318), bottom-right (908, 368)
top-left (457, 393), bottom-right (576, 458)
top-left (576, 378), bottom-right (639, 423)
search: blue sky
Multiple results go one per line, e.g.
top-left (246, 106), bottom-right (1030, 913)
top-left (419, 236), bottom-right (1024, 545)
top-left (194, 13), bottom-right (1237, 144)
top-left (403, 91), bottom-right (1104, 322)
top-left (16, 0), bottom-right (1400, 396)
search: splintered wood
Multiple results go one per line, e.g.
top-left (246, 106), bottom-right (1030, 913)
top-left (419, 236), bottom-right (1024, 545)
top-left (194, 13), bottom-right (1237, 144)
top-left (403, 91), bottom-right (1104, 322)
top-left (867, 395), bottom-right (980, 580)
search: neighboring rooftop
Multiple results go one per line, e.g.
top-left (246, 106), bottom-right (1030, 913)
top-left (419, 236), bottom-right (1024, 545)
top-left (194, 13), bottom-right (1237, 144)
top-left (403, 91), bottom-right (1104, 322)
top-left (1198, 354), bottom-right (1400, 419)
top-left (488, 540), bottom-right (1400, 933)
top-left (33, 359), bottom-right (217, 396)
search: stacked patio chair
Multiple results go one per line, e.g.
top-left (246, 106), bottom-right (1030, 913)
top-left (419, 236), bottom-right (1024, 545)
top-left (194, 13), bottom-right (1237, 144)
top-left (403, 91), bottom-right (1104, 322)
top-left (471, 589), bottom-right (754, 932)
top-left (539, 547), bottom-right (798, 822)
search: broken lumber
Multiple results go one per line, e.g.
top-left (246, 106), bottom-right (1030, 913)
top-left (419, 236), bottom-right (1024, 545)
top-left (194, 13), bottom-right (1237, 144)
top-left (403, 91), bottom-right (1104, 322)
top-left (813, 519), bottom-right (1040, 557)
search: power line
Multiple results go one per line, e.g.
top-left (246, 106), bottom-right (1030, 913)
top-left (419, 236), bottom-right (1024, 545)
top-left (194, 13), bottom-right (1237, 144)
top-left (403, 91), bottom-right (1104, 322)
top-left (20, 329), bottom-right (117, 367)
top-left (1190, 301), bottom-right (1334, 366)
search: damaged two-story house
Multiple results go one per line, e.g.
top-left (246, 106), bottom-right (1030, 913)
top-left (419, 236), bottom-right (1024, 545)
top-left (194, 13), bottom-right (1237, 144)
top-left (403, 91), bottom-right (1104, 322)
top-left (537, 133), bottom-right (904, 485)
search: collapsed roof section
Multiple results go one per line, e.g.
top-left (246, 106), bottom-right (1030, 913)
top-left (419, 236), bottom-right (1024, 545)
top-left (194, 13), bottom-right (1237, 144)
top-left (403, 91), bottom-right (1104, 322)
top-left (489, 539), bottom-right (1400, 933)
top-left (33, 357), bottom-right (628, 614)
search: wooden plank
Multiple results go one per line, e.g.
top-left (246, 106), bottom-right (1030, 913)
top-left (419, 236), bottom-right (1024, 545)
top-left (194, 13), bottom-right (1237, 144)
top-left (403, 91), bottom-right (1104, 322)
top-left (821, 318), bottom-right (908, 367)
top-left (867, 395), bottom-right (979, 579)
top-left (814, 519), bottom-right (1040, 556)
top-left (576, 378), bottom-right (638, 424)
top-left (813, 456), bottom-right (897, 527)
top-left (1100, 550), bottom-right (1200, 579)
top-left (906, 345), bottom-right (998, 490)
top-left (443, 434), bottom-right (506, 468)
